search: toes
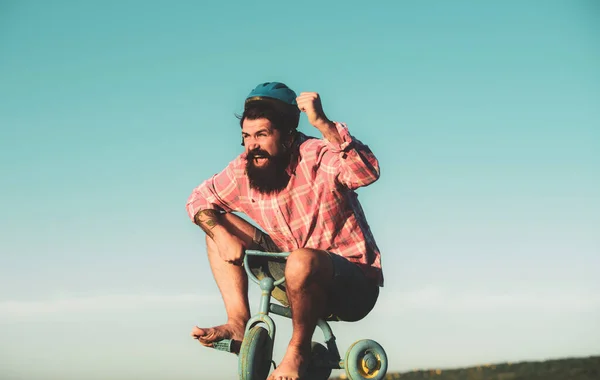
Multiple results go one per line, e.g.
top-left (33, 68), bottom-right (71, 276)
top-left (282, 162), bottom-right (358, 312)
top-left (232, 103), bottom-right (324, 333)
top-left (191, 326), bottom-right (206, 338)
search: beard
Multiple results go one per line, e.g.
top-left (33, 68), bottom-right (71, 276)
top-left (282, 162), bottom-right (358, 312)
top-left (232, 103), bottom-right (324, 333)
top-left (245, 147), bottom-right (292, 194)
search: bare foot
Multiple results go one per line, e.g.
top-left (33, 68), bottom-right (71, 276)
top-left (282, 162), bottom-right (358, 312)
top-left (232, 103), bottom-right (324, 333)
top-left (191, 322), bottom-right (245, 353)
top-left (268, 344), bottom-right (309, 380)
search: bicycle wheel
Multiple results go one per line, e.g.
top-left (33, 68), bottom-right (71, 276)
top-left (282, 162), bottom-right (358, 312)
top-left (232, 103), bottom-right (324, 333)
top-left (344, 339), bottom-right (388, 380)
top-left (304, 341), bottom-right (332, 380)
top-left (238, 325), bottom-right (273, 380)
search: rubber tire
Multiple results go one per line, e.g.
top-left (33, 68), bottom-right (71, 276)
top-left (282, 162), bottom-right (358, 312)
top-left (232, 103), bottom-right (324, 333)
top-left (304, 342), bottom-right (332, 380)
top-left (238, 326), bottom-right (273, 380)
top-left (344, 339), bottom-right (388, 380)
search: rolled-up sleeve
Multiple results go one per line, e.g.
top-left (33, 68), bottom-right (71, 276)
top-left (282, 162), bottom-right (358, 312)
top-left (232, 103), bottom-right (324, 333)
top-left (320, 122), bottom-right (381, 190)
top-left (185, 160), bottom-right (240, 222)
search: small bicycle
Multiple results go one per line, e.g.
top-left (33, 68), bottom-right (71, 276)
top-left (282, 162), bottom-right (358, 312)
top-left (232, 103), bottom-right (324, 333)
top-left (212, 249), bottom-right (388, 380)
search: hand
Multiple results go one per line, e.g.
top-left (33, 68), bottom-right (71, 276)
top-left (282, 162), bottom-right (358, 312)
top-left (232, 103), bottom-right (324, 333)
top-left (214, 231), bottom-right (245, 266)
top-left (296, 92), bottom-right (332, 130)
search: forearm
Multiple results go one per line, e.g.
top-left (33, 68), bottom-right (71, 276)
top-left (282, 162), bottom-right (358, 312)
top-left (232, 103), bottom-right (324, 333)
top-left (193, 209), bottom-right (246, 265)
top-left (314, 119), bottom-right (343, 145)
top-left (193, 209), bottom-right (229, 239)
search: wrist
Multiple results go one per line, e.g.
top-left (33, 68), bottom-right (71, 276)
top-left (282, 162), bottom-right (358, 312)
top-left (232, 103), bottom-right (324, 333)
top-left (313, 118), bottom-right (335, 131)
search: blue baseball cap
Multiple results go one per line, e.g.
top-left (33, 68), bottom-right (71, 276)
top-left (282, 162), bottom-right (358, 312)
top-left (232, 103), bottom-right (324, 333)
top-left (245, 82), bottom-right (297, 106)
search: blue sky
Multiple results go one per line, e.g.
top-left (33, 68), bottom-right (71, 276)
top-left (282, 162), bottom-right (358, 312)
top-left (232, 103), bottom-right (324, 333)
top-left (0, 0), bottom-right (598, 379)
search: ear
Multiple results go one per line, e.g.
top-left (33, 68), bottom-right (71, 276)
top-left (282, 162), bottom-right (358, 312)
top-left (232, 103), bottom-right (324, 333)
top-left (284, 129), bottom-right (296, 148)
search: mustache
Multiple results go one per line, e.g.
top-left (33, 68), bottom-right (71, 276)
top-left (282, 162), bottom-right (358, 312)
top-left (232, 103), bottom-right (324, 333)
top-left (247, 149), bottom-right (271, 160)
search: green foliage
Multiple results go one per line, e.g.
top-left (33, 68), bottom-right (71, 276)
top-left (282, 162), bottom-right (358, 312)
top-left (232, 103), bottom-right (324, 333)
top-left (330, 355), bottom-right (600, 380)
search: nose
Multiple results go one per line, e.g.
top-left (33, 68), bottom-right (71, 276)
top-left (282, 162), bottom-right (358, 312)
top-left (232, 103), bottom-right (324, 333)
top-left (246, 137), bottom-right (259, 151)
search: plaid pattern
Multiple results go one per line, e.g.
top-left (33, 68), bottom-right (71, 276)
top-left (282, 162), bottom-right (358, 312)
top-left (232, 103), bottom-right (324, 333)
top-left (186, 122), bottom-right (383, 286)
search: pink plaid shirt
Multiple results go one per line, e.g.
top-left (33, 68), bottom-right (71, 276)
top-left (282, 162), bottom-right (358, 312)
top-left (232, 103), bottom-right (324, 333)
top-left (186, 122), bottom-right (383, 286)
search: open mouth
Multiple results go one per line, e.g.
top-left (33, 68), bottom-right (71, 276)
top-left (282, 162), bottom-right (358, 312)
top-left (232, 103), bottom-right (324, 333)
top-left (251, 154), bottom-right (269, 166)
top-left (253, 156), bottom-right (269, 166)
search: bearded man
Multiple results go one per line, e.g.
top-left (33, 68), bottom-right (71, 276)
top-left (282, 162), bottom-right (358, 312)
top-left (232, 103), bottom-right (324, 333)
top-left (186, 82), bottom-right (384, 380)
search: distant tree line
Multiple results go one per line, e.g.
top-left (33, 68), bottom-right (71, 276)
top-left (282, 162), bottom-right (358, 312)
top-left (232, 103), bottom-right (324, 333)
top-left (330, 355), bottom-right (600, 380)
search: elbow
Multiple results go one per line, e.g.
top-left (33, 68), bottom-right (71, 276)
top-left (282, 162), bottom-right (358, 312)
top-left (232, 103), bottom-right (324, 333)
top-left (186, 197), bottom-right (198, 223)
top-left (364, 170), bottom-right (380, 187)
top-left (365, 160), bottom-right (381, 185)
top-left (186, 189), bottom-right (206, 223)
top-left (372, 162), bottom-right (381, 182)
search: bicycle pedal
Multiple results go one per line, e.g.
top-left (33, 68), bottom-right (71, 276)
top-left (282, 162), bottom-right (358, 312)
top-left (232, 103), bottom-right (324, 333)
top-left (212, 339), bottom-right (233, 352)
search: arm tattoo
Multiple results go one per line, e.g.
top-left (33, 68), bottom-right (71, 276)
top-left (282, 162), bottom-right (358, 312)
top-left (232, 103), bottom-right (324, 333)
top-left (193, 209), bottom-right (221, 238)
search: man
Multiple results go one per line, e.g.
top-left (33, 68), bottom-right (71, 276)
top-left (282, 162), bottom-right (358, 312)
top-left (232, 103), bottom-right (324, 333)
top-left (186, 81), bottom-right (383, 380)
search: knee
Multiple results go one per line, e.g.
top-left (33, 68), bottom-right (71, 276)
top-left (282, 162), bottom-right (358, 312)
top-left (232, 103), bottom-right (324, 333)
top-left (285, 249), bottom-right (328, 283)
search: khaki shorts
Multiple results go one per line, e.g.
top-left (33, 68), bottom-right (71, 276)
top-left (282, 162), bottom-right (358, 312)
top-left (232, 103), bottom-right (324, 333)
top-left (248, 229), bottom-right (379, 322)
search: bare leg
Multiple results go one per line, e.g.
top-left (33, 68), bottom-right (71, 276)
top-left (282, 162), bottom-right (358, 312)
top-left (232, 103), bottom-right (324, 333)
top-left (269, 248), bottom-right (334, 380)
top-left (191, 213), bottom-right (259, 353)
